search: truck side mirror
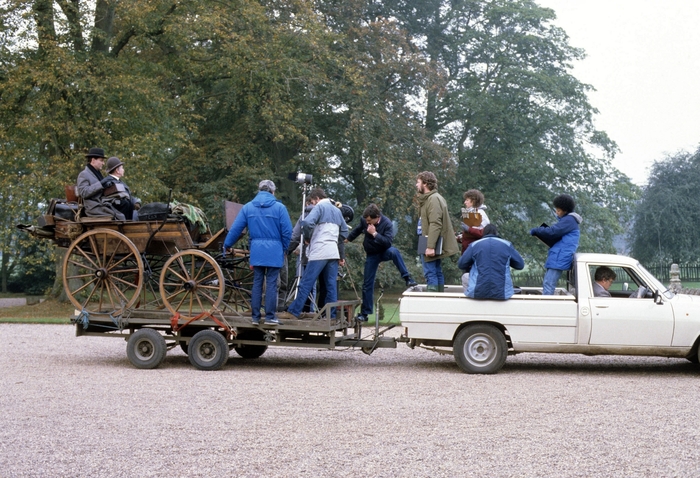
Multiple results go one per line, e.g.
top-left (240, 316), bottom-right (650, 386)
top-left (622, 282), bottom-right (629, 291)
top-left (653, 290), bottom-right (663, 304)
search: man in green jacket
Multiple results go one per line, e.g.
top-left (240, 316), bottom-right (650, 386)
top-left (415, 171), bottom-right (459, 292)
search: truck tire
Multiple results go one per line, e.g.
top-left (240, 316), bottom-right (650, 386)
top-left (233, 330), bottom-right (268, 359)
top-left (127, 329), bottom-right (167, 369)
top-left (189, 330), bottom-right (228, 371)
top-left (453, 324), bottom-right (507, 374)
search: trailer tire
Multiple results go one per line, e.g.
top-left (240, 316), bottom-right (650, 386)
top-left (233, 330), bottom-right (268, 359)
top-left (453, 324), bottom-right (507, 374)
top-left (127, 329), bottom-right (167, 369)
top-left (189, 330), bottom-right (228, 370)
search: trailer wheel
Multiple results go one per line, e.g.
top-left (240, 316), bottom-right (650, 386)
top-left (233, 330), bottom-right (268, 359)
top-left (189, 330), bottom-right (228, 370)
top-left (127, 329), bottom-right (167, 369)
top-left (453, 324), bottom-right (507, 374)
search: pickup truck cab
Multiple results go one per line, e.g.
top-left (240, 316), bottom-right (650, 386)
top-left (400, 253), bottom-right (700, 373)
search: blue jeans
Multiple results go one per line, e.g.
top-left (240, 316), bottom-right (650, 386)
top-left (542, 268), bottom-right (564, 295)
top-left (287, 259), bottom-right (338, 318)
top-left (252, 266), bottom-right (280, 321)
top-left (421, 255), bottom-right (444, 286)
top-left (361, 247), bottom-right (410, 316)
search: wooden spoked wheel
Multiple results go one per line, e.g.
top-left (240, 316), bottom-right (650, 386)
top-left (159, 250), bottom-right (225, 320)
top-left (62, 229), bottom-right (143, 315)
top-left (220, 254), bottom-right (253, 313)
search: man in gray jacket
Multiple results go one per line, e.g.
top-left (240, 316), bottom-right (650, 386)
top-left (282, 188), bottom-right (348, 320)
top-left (77, 147), bottom-right (119, 218)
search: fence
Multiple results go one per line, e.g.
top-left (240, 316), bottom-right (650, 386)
top-left (644, 263), bottom-right (700, 283)
top-left (514, 263), bottom-right (700, 288)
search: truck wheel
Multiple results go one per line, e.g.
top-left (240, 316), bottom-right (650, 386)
top-left (233, 330), bottom-right (268, 359)
top-left (127, 329), bottom-right (167, 369)
top-left (189, 330), bottom-right (228, 370)
top-left (453, 324), bottom-right (507, 374)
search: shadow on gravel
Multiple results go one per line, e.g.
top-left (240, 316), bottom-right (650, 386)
top-left (502, 356), bottom-right (700, 376)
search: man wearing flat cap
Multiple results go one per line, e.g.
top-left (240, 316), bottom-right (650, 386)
top-left (77, 148), bottom-right (139, 220)
top-left (101, 156), bottom-right (141, 221)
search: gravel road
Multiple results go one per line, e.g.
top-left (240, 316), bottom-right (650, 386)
top-left (1, 323), bottom-right (699, 477)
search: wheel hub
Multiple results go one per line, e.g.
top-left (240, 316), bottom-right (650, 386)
top-left (95, 268), bottom-right (108, 279)
top-left (183, 280), bottom-right (197, 291)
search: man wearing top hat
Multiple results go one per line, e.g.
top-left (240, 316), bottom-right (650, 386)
top-left (77, 148), bottom-right (139, 220)
top-left (77, 147), bottom-right (114, 218)
top-left (101, 156), bottom-right (141, 221)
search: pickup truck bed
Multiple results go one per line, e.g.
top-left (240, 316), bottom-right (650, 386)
top-left (399, 253), bottom-right (700, 373)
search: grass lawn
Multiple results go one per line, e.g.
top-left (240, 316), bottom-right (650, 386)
top-left (0, 294), bottom-right (402, 325)
top-left (0, 299), bottom-right (75, 324)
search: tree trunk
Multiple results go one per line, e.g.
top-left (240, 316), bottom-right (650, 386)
top-left (92, 0), bottom-right (115, 53)
top-left (1, 248), bottom-right (8, 293)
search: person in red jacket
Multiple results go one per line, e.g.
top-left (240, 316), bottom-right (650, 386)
top-left (457, 189), bottom-right (490, 253)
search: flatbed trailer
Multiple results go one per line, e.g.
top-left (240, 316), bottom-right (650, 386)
top-left (20, 196), bottom-right (399, 370)
top-left (73, 299), bottom-right (399, 370)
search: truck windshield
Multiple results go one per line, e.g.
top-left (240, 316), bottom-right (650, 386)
top-left (636, 262), bottom-right (674, 299)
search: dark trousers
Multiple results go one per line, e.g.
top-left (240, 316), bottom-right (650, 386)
top-left (361, 247), bottom-right (410, 316)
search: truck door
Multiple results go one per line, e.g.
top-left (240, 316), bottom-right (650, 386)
top-left (587, 266), bottom-right (674, 346)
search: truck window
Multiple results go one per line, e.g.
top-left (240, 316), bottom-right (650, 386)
top-left (588, 265), bottom-right (650, 298)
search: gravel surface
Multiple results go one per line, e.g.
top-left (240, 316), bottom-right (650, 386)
top-left (1, 323), bottom-right (699, 477)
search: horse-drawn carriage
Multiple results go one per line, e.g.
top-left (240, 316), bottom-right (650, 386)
top-left (18, 194), bottom-right (389, 371)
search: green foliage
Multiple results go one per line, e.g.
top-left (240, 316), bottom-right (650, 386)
top-left (631, 148), bottom-right (700, 263)
top-left (0, 0), bottom-right (641, 295)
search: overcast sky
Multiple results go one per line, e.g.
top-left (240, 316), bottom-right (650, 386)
top-left (536, 0), bottom-right (700, 185)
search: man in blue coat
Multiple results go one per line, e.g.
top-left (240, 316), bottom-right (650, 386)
top-left (458, 224), bottom-right (525, 300)
top-left (224, 180), bottom-right (293, 325)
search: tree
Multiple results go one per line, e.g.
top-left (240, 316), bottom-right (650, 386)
top-left (379, 0), bottom-right (639, 268)
top-left (631, 148), bottom-right (700, 264)
top-left (0, 0), bottom-right (641, 294)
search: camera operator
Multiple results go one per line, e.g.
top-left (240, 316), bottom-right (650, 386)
top-left (281, 188), bottom-right (348, 321)
top-left (346, 203), bottom-right (417, 322)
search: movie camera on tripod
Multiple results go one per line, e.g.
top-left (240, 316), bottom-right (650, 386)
top-left (285, 172), bottom-right (355, 310)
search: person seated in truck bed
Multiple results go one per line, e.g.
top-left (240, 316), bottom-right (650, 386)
top-left (457, 224), bottom-right (525, 300)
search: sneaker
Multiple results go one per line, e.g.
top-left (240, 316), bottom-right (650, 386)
top-left (266, 317), bottom-right (283, 326)
top-left (251, 319), bottom-right (260, 325)
top-left (355, 314), bottom-right (369, 322)
top-left (405, 276), bottom-right (418, 287)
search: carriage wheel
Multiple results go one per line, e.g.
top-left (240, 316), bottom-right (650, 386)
top-left (159, 250), bottom-right (225, 320)
top-left (62, 229), bottom-right (143, 316)
top-left (220, 254), bottom-right (254, 313)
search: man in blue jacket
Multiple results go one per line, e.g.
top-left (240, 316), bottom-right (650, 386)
top-left (529, 194), bottom-right (583, 295)
top-left (458, 224), bottom-right (525, 300)
top-left (346, 204), bottom-right (417, 322)
top-left (224, 180), bottom-right (293, 325)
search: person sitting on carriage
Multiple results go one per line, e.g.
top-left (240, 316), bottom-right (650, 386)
top-left (101, 156), bottom-right (141, 221)
top-left (77, 149), bottom-right (139, 220)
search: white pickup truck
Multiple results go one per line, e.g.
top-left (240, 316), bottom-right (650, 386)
top-left (399, 253), bottom-right (700, 373)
